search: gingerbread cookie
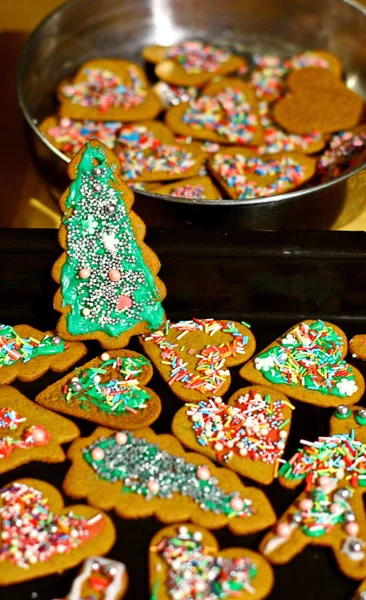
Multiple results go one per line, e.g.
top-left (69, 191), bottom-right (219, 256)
top-left (143, 41), bottom-right (245, 87)
top-left (209, 148), bottom-right (316, 199)
top-left (115, 121), bottom-right (207, 182)
top-left (0, 478), bottom-right (115, 585)
top-left (149, 524), bottom-right (274, 600)
top-left (350, 335), bottom-right (366, 361)
top-left (36, 350), bottom-right (161, 430)
top-left (240, 320), bottom-right (365, 407)
top-left (274, 67), bottom-right (363, 134)
top-left (54, 557), bottom-right (128, 600)
top-left (0, 324), bottom-right (86, 385)
top-left (0, 387), bottom-right (79, 473)
top-left (317, 126), bottom-right (366, 181)
top-left (166, 79), bottom-right (263, 145)
top-left (58, 59), bottom-right (162, 121)
top-left (260, 406), bottom-right (366, 580)
top-left (63, 427), bottom-right (276, 535)
top-left (154, 176), bottom-right (222, 200)
top-left (172, 385), bottom-right (293, 484)
top-left (52, 140), bottom-right (166, 349)
top-left (140, 318), bottom-right (256, 402)
top-left (39, 116), bottom-right (121, 158)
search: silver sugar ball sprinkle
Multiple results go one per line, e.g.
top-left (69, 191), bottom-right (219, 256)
top-left (337, 488), bottom-right (351, 500)
top-left (52, 336), bottom-right (61, 345)
top-left (93, 182), bottom-right (102, 192)
top-left (72, 382), bottom-right (82, 392)
top-left (336, 404), bottom-right (349, 416)
top-left (344, 510), bottom-right (356, 523)
top-left (358, 409), bottom-right (366, 419)
top-left (291, 513), bottom-right (303, 525)
top-left (93, 167), bottom-right (102, 177)
top-left (104, 204), bottom-right (115, 215)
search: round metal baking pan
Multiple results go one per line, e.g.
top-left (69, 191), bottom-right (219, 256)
top-left (17, 0), bottom-right (366, 229)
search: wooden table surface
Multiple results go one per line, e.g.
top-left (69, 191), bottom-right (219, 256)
top-left (1, 0), bottom-right (365, 230)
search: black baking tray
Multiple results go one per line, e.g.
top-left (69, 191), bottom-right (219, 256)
top-left (0, 227), bottom-right (365, 600)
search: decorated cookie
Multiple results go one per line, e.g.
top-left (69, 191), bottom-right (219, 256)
top-left (143, 41), bottom-right (245, 87)
top-left (260, 406), bottom-right (366, 580)
top-left (240, 320), bottom-right (364, 407)
top-left (209, 148), bottom-right (316, 200)
top-left (0, 387), bottom-right (79, 473)
top-left (284, 49), bottom-right (343, 77)
top-left (58, 59), bottom-right (162, 121)
top-left (114, 121), bottom-right (207, 181)
top-left (0, 479), bottom-right (115, 585)
top-left (153, 81), bottom-right (199, 107)
top-left (166, 79), bottom-right (263, 145)
top-left (35, 350), bottom-right (161, 430)
top-left (63, 427), bottom-right (276, 535)
top-left (149, 524), bottom-right (274, 600)
top-left (0, 324), bottom-right (86, 385)
top-left (257, 101), bottom-right (326, 155)
top-left (154, 176), bottom-right (222, 200)
top-left (55, 557), bottom-right (128, 600)
top-left (172, 385), bottom-right (293, 484)
top-left (39, 116), bottom-right (121, 158)
top-left (52, 140), bottom-right (166, 349)
top-left (317, 126), bottom-right (366, 181)
top-left (274, 68), bottom-right (363, 134)
top-left (350, 335), bottom-right (366, 361)
top-left (140, 318), bottom-right (256, 402)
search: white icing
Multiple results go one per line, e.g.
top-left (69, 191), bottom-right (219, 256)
top-left (67, 557), bottom-right (126, 600)
top-left (263, 524), bottom-right (297, 555)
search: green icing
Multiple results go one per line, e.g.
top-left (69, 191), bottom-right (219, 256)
top-left (0, 325), bottom-right (65, 367)
top-left (61, 143), bottom-right (164, 337)
top-left (64, 355), bottom-right (151, 415)
top-left (254, 320), bottom-right (357, 398)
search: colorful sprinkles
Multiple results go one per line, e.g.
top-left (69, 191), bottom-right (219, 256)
top-left (317, 129), bottom-right (366, 180)
top-left (142, 319), bottom-right (250, 394)
top-left (187, 391), bottom-right (291, 468)
top-left (62, 354), bottom-right (151, 416)
top-left (61, 66), bottom-right (147, 113)
top-left (0, 325), bottom-right (65, 368)
top-left (167, 41), bottom-right (231, 74)
top-left (170, 183), bottom-right (205, 199)
top-left (45, 118), bottom-right (120, 156)
top-left (154, 81), bottom-right (198, 107)
top-left (152, 526), bottom-right (258, 599)
top-left (83, 431), bottom-right (254, 518)
top-left (255, 320), bottom-right (358, 398)
top-left (0, 482), bottom-right (103, 568)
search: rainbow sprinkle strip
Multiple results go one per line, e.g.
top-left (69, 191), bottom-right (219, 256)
top-left (170, 183), bottom-right (205, 199)
top-left (187, 390), bottom-right (292, 465)
top-left (182, 88), bottom-right (259, 143)
top-left (317, 129), bottom-right (366, 181)
top-left (255, 320), bottom-right (357, 398)
top-left (143, 319), bottom-right (249, 394)
top-left (46, 118), bottom-right (120, 156)
top-left (167, 41), bottom-right (231, 73)
top-left (0, 325), bottom-right (65, 367)
top-left (62, 66), bottom-right (147, 113)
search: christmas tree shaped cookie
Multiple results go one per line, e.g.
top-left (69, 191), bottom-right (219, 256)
top-left (240, 320), bottom-right (364, 407)
top-left (36, 349), bottom-right (162, 430)
top-left (140, 318), bottom-right (256, 402)
top-left (0, 387), bottom-right (79, 474)
top-left (63, 427), bottom-right (276, 535)
top-left (172, 385), bottom-right (293, 484)
top-left (0, 323), bottom-right (86, 385)
top-left (56, 557), bottom-right (128, 600)
top-left (149, 524), bottom-right (274, 600)
top-left (260, 406), bottom-right (366, 579)
top-left (0, 479), bottom-right (115, 585)
top-left (52, 140), bottom-right (166, 349)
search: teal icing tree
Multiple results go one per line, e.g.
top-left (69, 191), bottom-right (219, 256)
top-left (54, 140), bottom-right (165, 344)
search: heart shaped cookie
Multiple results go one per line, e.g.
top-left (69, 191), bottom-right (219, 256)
top-left (63, 427), bottom-right (276, 536)
top-left (154, 175), bottom-right (222, 200)
top-left (0, 478), bottom-right (115, 585)
top-left (140, 318), bottom-right (256, 402)
top-left (240, 320), bottom-right (365, 407)
top-left (149, 524), bottom-right (274, 600)
top-left (35, 350), bottom-right (161, 430)
top-left (165, 78), bottom-right (263, 145)
top-left (172, 385), bottom-right (293, 484)
top-left (0, 324), bottom-right (86, 385)
top-left (59, 557), bottom-right (128, 600)
top-left (209, 147), bottom-right (316, 199)
top-left (260, 406), bottom-right (366, 580)
top-left (274, 67), bottom-right (363, 134)
top-left (58, 59), bottom-right (163, 121)
top-left (0, 387), bottom-right (79, 473)
top-left (143, 41), bottom-right (245, 87)
top-left (115, 121), bottom-right (207, 181)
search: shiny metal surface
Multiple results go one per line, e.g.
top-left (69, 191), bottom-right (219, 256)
top-left (17, 0), bottom-right (366, 228)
